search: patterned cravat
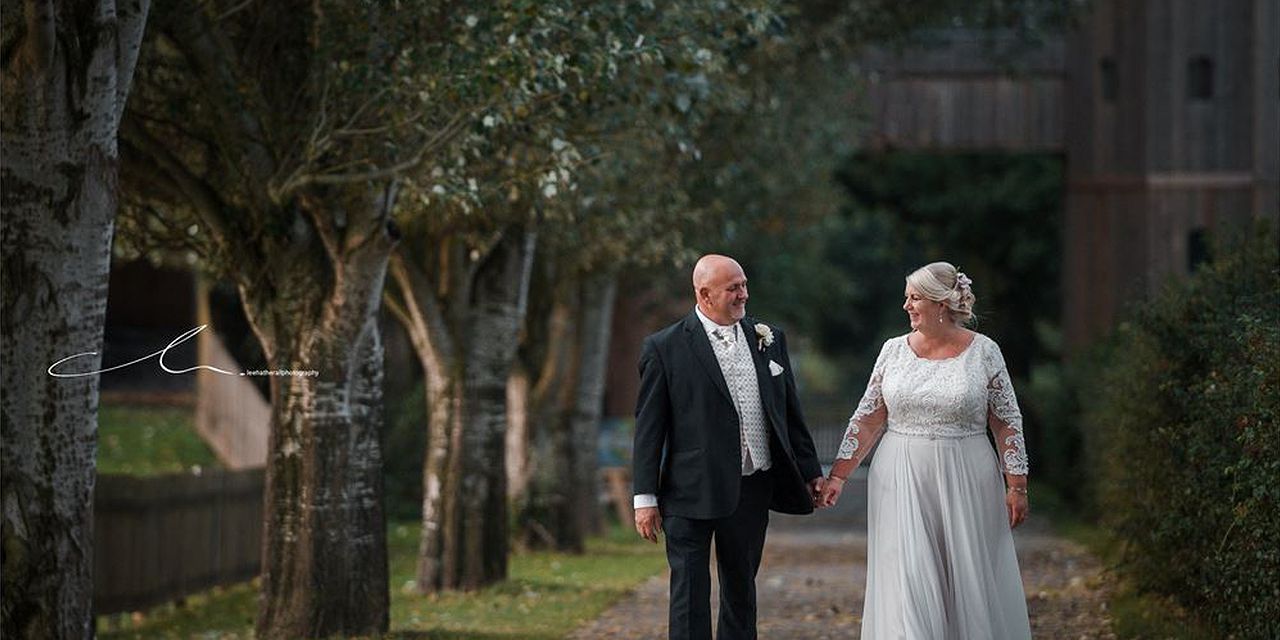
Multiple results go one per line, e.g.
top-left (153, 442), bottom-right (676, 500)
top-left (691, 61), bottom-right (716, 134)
top-left (713, 326), bottom-right (737, 345)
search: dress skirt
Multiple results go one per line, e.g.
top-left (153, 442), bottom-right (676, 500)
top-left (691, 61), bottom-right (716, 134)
top-left (861, 429), bottom-right (1031, 639)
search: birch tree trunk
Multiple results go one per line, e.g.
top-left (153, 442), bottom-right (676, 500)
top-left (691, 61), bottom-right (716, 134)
top-left (116, 1), bottom-right (400, 629)
top-left (521, 273), bottom-right (616, 551)
top-left (389, 229), bottom-right (535, 593)
top-left (505, 364), bottom-right (532, 501)
top-left (241, 202), bottom-right (394, 638)
top-left (520, 282), bottom-right (579, 549)
top-left (1, 0), bottom-right (149, 636)
top-left (569, 274), bottom-right (617, 538)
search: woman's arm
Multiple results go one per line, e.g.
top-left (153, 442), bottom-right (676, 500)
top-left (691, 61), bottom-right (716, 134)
top-left (821, 344), bottom-right (892, 506)
top-left (985, 339), bottom-right (1029, 527)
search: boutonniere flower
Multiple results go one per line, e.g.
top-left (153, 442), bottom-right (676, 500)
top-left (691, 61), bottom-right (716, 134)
top-left (754, 323), bottom-right (774, 352)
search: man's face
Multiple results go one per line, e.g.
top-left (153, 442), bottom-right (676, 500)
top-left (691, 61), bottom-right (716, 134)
top-left (700, 262), bottom-right (749, 324)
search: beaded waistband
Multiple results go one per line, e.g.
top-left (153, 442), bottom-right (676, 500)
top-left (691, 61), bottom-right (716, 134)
top-left (886, 427), bottom-right (987, 441)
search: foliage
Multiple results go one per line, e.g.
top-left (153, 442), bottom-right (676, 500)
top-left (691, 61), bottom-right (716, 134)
top-left (97, 523), bottom-right (665, 639)
top-left (1084, 222), bottom-right (1279, 639)
top-left (96, 405), bottom-right (219, 476)
top-left (835, 152), bottom-right (1063, 367)
top-left (386, 0), bottom-right (794, 277)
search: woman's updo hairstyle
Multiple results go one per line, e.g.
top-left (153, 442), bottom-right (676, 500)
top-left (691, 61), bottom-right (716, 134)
top-left (905, 262), bottom-right (976, 326)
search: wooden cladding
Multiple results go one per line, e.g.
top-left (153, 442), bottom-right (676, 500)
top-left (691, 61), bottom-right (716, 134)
top-left (862, 77), bottom-right (1064, 151)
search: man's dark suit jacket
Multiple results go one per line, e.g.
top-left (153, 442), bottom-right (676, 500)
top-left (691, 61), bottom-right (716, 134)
top-left (633, 312), bottom-right (823, 520)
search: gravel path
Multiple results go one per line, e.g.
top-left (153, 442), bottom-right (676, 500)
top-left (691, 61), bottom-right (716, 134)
top-left (570, 476), bottom-right (1114, 639)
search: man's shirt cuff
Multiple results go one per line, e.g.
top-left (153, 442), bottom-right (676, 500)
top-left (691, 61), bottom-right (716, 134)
top-left (634, 494), bottom-right (658, 509)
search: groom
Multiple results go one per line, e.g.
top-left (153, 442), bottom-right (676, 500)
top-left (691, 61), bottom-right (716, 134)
top-left (633, 254), bottom-right (825, 640)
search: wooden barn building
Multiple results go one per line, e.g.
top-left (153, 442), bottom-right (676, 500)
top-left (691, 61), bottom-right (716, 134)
top-left (856, 0), bottom-right (1278, 348)
top-left (1060, 0), bottom-right (1278, 346)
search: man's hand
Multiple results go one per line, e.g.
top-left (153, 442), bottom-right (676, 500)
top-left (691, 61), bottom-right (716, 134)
top-left (635, 506), bottom-right (662, 543)
top-left (808, 477), bottom-right (826, 508)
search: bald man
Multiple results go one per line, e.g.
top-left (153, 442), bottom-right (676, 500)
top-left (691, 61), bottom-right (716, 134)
top-left (633, 254), bottom-right (824, 640)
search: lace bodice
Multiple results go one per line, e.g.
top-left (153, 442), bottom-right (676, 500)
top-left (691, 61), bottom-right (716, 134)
top-left (836, 333), bottom-right (1029, 475)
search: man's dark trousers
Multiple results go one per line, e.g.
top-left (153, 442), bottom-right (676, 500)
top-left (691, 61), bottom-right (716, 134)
top-left (664, 468), bottom-right (774, 640)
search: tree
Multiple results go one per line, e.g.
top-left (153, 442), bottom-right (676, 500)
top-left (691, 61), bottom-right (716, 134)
top-left (378, 0), bottom-right (795, 582)
top-left (1, 0), bottom-right (150, 637)
top-left (386, 217), bottom-right (536, 592)
top-left (114, 0), bottom-right (455, 633)
top-left (513, 234), bottom-right (623, 552)
top-left (376, 0), bottom-right (644, 590)
top-left (505, 0), bottom-right (825, 549)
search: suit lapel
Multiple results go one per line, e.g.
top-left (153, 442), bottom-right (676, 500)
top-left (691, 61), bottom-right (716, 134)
top-left (742, 320), bottom-right (784, 428)
top-left (684, 312), bottom-right (733, 404)
top-left (742, 320), bottom-right (775, 402)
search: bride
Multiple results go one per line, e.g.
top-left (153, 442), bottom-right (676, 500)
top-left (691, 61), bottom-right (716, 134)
top-left (820, 262), bottom-right (1032, 639)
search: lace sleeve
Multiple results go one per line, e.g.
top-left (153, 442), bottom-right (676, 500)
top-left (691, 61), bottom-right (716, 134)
top-left (985, 341), bottom-right (1028, 475)
top-left (835, 342), bottom-right (891, 463)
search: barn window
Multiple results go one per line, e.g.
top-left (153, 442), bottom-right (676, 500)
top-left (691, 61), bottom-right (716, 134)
top-left (1188, 228), bottom-right (1210, 272)
top-left (1187, 56), bottom-right (1214, 100)
top-left (1099, 57), bottom-right (1118, 102)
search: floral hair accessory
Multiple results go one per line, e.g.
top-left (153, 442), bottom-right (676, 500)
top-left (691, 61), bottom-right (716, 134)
top-left (955, 272), bottom-right (972, 292)
top-left (754, 323), bottom-right (774, 351)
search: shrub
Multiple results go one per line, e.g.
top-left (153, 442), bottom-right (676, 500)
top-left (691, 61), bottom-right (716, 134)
top-left (1084, 222), bottom-right (1279, 638)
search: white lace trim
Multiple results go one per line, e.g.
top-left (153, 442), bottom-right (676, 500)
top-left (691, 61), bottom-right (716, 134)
top-left (836, 369), bottom-right (883, 460)
top-left (988, 367), bottom-right (1029, 474)
top-left (836, 340), bottom-right (892, 461)
top-left (837, 334), bottom-right (1029, 475)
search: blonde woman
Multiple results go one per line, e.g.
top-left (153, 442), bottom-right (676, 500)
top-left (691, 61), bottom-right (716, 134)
top-left (820, 262), bottom-right (1031, 638)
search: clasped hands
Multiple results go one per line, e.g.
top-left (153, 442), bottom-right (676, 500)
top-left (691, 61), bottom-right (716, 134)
top-left (811, 477), bottom-right (834, 509)
top-left (634, 477), bottom-right (837, 542)
top-left (817, 475), bottom-right (843, 508)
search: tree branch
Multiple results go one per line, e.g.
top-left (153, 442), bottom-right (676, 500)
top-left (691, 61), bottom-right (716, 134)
top-left (383, 289), bottom-right (414, 336)
top-left (119, 116), bottom-right (251, 268)
top-left (297, 196), bottom-right (342, 265)
top-left (214, 0), bottom-right (253, 22)
top-left (21, 0), bottom-right (54, 75)
top-left (119, 139), bottom-right (189, 206)
top-left (389, 251), bottom-right (455, 381)
top-left (153, 3), bottom-right (278, 208)
top-left (273, 108), bottom-right (472, 198)
top-left (112, 0), bottom-right (152, 128)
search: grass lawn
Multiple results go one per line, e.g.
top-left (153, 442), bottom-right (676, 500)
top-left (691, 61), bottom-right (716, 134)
top-left (99, 522), bottom-right (666, 639)
top-left (97, 404), bottom-right (219, 475)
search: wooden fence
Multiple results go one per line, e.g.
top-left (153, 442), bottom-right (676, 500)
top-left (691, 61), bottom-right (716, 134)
top-left (94, 468), bottom-right (263, 614)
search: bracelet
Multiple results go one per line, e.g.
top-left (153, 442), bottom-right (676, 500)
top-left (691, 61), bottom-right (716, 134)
top-left (827, 475), bottom-right (846, 484)
top-left (1007, 486), bottom-right (1028, 496)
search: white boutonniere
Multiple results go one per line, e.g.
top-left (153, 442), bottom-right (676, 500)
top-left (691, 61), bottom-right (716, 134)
top-left (754, 323), bottom-right (774, 352)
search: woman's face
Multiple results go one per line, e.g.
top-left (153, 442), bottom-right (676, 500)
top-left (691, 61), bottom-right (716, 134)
top-left (903, 285), bottom-right (944, 330)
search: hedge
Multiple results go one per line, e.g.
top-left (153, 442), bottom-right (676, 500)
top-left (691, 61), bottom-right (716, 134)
top-left (1084, 222), bottom-right (1278, 638)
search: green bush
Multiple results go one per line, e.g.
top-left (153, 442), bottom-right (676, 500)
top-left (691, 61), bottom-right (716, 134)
top-left (1084, 223), bottom-right (1279, 638)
